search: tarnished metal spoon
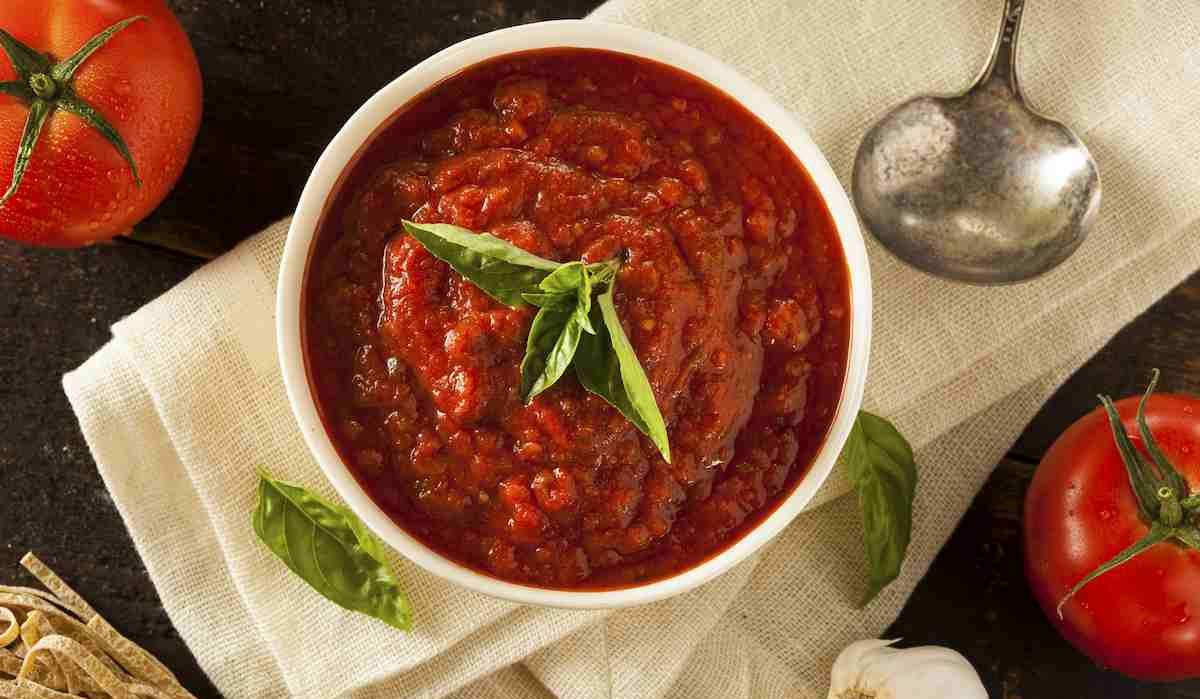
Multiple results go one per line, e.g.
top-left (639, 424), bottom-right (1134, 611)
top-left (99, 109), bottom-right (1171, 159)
top-left (852, 0), bottom-right (1101, 284)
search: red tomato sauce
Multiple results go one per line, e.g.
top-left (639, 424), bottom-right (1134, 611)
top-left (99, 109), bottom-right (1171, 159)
top-left (304, 49), bottom-right (851, 589)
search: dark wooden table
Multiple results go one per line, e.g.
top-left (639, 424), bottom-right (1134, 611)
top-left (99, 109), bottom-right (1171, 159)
top-left (1, 2), bottom-right (1196, 697)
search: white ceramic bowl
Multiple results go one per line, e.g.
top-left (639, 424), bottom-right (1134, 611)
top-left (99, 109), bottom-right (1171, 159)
top-left (277, 20), bottom-right (872, 609)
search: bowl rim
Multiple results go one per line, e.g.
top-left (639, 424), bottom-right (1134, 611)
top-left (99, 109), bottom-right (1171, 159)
top-left (277, 19), bottom-right (872, 609)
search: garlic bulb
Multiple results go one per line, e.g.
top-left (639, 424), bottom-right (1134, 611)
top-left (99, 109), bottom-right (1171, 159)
top-left (828, 639), bottom-right (987, 699)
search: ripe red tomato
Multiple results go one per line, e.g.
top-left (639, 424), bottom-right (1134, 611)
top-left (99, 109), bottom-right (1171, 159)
top-left (1025, 390), bottom-right (1200, 680)
top-left (0, 1), bottom-right (201, 247)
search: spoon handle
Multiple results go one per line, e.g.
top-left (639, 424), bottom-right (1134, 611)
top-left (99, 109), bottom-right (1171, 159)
top-left (974, 0), bottom-right (1027, 99)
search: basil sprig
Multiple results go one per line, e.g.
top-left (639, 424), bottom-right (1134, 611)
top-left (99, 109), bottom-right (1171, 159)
top-left (841, 411), bottom-right (918, 606)
top-left (252, 470), bottom-right (412, 630)
top-left (576, 281), bottom-right (671, 462)
top-left (402, 221), bottom-right (560, 306)
top-left (520, 262), bottom-right (594, 402)
top-left (402, 220), bottom-right (671, 462)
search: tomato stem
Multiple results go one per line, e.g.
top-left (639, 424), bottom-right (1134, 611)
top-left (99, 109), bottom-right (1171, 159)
top-left (1057, 523), bottom-right (1173, 619)
top-left (1058, 371), bottom-right (1199, 616)
top-left (1160, 487), bottom-right (1183, 527)
top-left (1137, 369), bottom-right (1191, 498)
top-left (28, 73), bottom-right (56, 100)
top-left (0, 17), bottom-right (145, 207)
top-left (1100, 393), bottom-right (1161, 522)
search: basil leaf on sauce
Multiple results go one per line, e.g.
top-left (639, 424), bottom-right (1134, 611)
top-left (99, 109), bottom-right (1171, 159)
top-left (576, 260), bottom-right (619, 335)
top-left (521, 291), bottom-right (577, 310)
top-left (576, 283), bottom-right (671, 463)
top-left (585, 260), bottom-right (618, 286)
top-left (575, 303), bottom-right (637, 420)
top-left (402, 220), bottom-right (560, 307)
top-left (521, 304), bottom-right (586, 404)
top-left (520, 262), bottom-right (603, 401)
top-left (536, 260), bottom-right (596, 333)
top-left (400, 221), bottom-right (669, 460)
top-left (252, 470), bottom-right (412, 631)
top-left (841, 412), bottom-right (917, 607)
top-left (538, 260), bottom-right (586, 293)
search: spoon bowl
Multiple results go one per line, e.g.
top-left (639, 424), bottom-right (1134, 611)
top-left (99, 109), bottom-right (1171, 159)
top-left (853, 0), bottom-right (1100, 284)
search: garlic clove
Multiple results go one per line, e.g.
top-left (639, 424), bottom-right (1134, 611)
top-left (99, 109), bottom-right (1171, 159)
top-left (829, 639), bottom-right (987, 699)
top-left (830, 639), bottom-right (899, 696)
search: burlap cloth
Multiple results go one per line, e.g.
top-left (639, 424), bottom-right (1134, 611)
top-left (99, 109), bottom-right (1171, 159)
top-left (62, 1), bottom-right (1200, 696)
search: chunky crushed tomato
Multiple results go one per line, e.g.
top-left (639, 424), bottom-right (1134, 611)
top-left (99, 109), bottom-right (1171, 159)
top-left (305, 49), bottom-right (850, 589)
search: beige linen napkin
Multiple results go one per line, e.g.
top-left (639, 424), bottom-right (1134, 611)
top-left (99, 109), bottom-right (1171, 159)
top-left (63, 1), bottom-right (1200, 697)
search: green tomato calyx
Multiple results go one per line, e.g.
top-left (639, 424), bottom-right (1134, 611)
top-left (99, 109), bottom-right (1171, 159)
top-left (28, 73), bottom-right (56, 100)
top-left (1056, 370), bottom-right (1199, 618)
top-left (0, 16), bottom-right (147, 208)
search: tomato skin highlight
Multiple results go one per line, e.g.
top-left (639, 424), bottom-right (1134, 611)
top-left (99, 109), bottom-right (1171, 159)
top-left (0, 0), bottom-right (202, 247)
top-left (1025, 393), bottom-right (1200, 681)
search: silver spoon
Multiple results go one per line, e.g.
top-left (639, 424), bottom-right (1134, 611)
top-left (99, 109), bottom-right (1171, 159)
top-left (852, 0), bottom-right (1101, 284)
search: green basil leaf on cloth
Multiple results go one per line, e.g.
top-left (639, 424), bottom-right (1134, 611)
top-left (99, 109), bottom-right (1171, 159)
top-left (842, 412), bottom-right (918, 606)
top-left (252, 470), bottom-right (411, 631)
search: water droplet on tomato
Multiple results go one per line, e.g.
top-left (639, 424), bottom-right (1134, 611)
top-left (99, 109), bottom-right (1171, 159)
top-left (1174, 603), bottom-right (1190, 624)
top-left (1182, 445), bottom-right (1193, 455)
top-left (114, 80), bottom-right (132, 96)
top-left (1099, 507), bottom-right (1116, 521)
top-left (1185, 406), bottom-right (1194, 415)
top-left (106, 169), bottom-right (120, 183)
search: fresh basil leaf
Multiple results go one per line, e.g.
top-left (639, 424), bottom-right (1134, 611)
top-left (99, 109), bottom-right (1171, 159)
top-left (402, 219), bottom-right (666, 459)
top-left (520, 304), bottom-right (585, 403)
top-left (402, 220), bottom-right (560, 307)
top-left (574, 263), bottom-right (595, 334)
top-left (842, 412), bottom-right (917, 607)
top-left (252, 471), bottom-right (411, 631)
top-left (531, 260), bottom-right (600, 333)
top-left (522, 291), bottom-right (577, 310)
top-left (538, 261), bottom-right (586, 293)
top-left (585, 260), bottom-right (618, 286)
top-left (576, 284), bottom-right (671, 463)
top-left (581, 260), bottom-right (619, 334)
top-left (596, 285), bottom-right (670, 462)
top-left (536, 260), bottom-right (596, 333)
top-left (575, 305), bottom-right (657, 451)
top-left (575, 305), bottom-right (628, 409)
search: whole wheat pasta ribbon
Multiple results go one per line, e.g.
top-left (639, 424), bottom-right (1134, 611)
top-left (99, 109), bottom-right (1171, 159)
top-left (0, 554), bottom-right (196, 699)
